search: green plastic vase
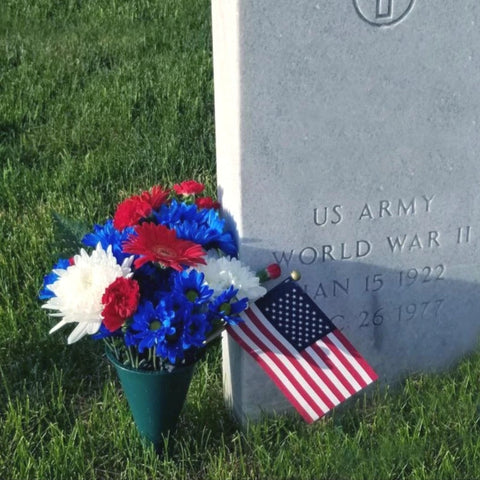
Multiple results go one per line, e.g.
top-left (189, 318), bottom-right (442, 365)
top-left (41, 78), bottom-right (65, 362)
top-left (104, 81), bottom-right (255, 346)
top-left (106, 350), bottom-right (195, 451)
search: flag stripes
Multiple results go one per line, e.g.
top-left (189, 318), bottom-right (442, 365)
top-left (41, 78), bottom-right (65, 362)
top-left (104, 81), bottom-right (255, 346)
top-left (244, 307), bottom-right (333, 413)
top-left (228, 321), bottom-right (317, 422)
top-left (245, 307), bottom-right (340, 409)
top-left (228, 303), bottom-right (377, 423)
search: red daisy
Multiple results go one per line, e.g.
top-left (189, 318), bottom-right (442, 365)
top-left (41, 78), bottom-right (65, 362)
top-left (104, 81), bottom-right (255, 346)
top-left (113, 186), bottom-right (170, 230)
top-left (140, 185), bottom-right (170, 209)
top-left (173, 180), bottom-right (205, 196)
top-left (195, 196), bottom-right (221, 210)
top-left (113, 196), bottom-right (151, 230)
top-left (123, 223), bottom-right (207, 271)
top-left (101, 277), bottom-right (140, 332)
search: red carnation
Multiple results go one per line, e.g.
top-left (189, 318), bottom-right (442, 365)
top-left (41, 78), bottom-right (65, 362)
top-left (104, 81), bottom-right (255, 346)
top-left (123, 223), bottom-right (207, 271)
top-left (173, 180), bottom-right (205, 196)
top-left (113, 195), bottom-right (152, 230)
top-left (101, 277), bottom-right (140, 332)
top-left (256, 263), bottom-right (282, 283)
top-left (195, 196), bottom-right (221, 210)
top-left (113, 186), bottom-right (170, 230)
top-left (265, 263), bottom-right (281, 280)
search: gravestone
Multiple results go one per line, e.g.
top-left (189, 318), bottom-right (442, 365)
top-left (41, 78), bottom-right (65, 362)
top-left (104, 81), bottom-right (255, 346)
top-left (212, 0), bottom-right (480, 422)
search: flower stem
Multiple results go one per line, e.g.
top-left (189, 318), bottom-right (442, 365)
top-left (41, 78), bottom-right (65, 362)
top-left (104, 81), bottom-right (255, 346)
top-left (153, 346), bottom-right (157, 371)
top-left (104, 338), bottom-right (118, 360)
top-left (131, 347), bottom-right (138, 369)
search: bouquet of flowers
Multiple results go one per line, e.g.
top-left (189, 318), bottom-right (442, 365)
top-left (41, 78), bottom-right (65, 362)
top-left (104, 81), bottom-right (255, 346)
top-left (39, 180), bottom-right (280, 371)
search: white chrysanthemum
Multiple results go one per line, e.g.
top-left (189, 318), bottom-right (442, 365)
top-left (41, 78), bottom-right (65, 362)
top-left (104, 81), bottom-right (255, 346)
top-left (195, 256), bottom-right (266, 302)
top-left (42, 244), bottom-right (134, 344)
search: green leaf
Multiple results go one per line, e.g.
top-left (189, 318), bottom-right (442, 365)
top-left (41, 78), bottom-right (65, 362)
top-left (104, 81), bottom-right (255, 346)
top-left (51, 212), bottom-right (90, 258)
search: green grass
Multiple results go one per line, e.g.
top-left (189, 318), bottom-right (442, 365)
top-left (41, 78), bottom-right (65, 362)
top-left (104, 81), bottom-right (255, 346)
top-left (1, 1), bottom-right (480, 478)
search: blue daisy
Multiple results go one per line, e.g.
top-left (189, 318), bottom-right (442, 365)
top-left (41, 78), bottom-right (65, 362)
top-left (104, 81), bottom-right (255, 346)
top-left (39, 258), bottom-right (71, 300)
top-left (195, 209), bottom-right (237, 256)
top-left (155, 313), bottom-right (187, 364)
top-left (174, 221), bottom-right (238, 257)
top-left (82, 219), bottom-right (135, 263)
top-left (182, 312), bottom-right (211, 349)
top-left (209, 286), bottom-right (248, 326)
top-left (155, 201), bottom-right (238, 257)
top-left (128, 300), bottom-right (175, 353)
top-left (133, 263), bottom-right (170, 304)
top-left (153, 200), bottom-right (201, 226)
top-left (171, 269), bottom-right (213, 305)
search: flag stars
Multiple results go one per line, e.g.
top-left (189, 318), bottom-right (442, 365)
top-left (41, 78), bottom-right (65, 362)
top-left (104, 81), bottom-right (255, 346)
top-left (256, 282), bottom-right (337, 351)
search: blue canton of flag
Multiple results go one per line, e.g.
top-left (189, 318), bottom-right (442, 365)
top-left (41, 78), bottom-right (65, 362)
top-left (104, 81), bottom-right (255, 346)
top-left (228, 277), bottom-right (378, 423)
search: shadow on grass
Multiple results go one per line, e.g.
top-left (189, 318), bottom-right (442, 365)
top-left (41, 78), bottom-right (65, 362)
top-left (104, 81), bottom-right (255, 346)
top-left (0, 336), bottom-right (111, 425)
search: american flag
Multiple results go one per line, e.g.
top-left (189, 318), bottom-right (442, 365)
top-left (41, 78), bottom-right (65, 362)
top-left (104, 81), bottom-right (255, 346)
top-left (228, 278), bottom-right (378, 423)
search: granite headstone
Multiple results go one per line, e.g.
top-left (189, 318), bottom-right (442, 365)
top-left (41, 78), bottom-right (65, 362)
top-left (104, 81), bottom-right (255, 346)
top-left (212, 0), bottom-right (480, 422)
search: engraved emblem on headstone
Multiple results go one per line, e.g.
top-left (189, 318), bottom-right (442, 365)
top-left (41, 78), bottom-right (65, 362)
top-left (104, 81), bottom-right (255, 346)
top-left (353, 0), bottom-right (416, 26)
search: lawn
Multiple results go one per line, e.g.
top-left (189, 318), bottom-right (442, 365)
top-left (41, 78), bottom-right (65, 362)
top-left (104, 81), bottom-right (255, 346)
top-left (1, 1), bottom-right (480, 478)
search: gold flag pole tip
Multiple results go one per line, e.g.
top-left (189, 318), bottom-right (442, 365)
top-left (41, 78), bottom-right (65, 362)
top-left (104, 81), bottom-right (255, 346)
top-left (290, 270), bottom-right (301, 281)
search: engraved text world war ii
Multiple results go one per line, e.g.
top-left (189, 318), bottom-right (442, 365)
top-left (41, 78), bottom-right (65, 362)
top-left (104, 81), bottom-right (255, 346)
top-left (212, 0), bottom-right (480, 422)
